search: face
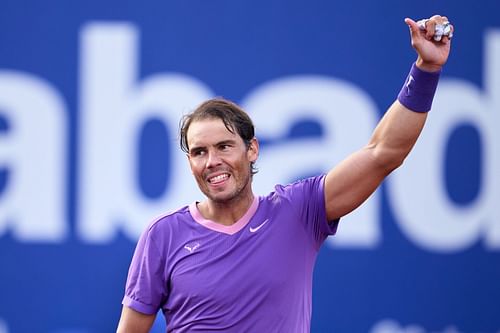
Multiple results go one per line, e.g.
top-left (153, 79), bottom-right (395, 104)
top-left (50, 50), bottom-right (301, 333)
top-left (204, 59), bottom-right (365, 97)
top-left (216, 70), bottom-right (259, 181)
top-left (186, 118), bottom-right (258, 204)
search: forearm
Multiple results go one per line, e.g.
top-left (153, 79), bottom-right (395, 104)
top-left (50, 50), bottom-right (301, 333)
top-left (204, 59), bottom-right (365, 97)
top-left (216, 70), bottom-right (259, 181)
top-left (367, 57), bottom-right (444, 172)
top-left (367, 100), bottom-right (428, 172)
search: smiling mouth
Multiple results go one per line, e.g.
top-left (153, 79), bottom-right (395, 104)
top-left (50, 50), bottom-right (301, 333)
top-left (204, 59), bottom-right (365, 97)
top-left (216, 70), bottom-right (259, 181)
top-left (208, 173), bottom-right (230, 184)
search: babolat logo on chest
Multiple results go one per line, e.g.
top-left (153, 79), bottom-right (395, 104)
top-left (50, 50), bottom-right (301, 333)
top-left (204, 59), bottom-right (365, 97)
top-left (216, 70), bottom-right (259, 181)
top-left (184, 242), bottom-right (201, 253)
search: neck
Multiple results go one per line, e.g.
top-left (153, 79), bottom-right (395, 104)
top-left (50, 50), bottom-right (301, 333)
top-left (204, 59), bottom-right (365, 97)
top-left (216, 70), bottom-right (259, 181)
top-left (198, 192), bottom-right (255, 226)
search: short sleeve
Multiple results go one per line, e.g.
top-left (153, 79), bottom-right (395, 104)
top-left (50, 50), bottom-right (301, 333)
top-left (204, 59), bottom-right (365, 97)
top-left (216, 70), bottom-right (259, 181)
top-left (278, 175), bottom-right (339, 248)
top-left (122, 225), bottom-right (168, 315)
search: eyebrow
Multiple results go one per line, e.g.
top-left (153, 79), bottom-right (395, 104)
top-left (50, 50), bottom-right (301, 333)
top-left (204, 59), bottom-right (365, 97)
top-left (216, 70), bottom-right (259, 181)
top-left (216, 139), bottom-right (237, 146)
top-left (189, 139), bottom-right (237, 154)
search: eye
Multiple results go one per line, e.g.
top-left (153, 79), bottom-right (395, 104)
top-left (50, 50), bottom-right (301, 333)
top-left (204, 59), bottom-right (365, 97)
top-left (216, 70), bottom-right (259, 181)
top-left (190, 148), bottom-right (206, 157)
top-left (219, 143), bottom-right (234, 152)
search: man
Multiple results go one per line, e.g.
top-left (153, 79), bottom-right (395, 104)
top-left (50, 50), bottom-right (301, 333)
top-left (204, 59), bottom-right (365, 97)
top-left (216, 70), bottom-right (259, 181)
top-left (117, 15), bottom-right (453, 332)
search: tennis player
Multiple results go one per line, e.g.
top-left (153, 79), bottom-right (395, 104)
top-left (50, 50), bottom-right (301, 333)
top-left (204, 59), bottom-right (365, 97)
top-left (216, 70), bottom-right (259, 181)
top-left (117, 14), bottom-right (453, 332)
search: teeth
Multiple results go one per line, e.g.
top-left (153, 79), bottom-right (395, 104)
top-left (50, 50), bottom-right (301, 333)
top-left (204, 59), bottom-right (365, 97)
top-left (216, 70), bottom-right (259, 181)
top-left (209, 174), bottom-right (228, 183)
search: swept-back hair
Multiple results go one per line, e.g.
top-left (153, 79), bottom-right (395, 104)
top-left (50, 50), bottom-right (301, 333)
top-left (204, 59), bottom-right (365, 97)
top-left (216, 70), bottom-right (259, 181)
top-left (179, 97), bottom-right (258, 175)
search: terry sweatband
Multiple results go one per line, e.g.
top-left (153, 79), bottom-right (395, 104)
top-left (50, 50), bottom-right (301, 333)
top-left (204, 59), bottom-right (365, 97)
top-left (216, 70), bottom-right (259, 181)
top-left (397, 62), bottom-right (441, 113)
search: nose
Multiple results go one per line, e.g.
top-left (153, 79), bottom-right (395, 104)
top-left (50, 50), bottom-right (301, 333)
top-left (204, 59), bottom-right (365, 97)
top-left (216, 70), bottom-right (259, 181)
top-left (206, 149), bottom-right (222, 168)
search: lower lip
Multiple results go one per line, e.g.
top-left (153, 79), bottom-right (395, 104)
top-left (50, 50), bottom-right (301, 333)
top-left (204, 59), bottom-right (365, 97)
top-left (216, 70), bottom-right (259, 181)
top-left (209, 176), bottom-right (229, 187)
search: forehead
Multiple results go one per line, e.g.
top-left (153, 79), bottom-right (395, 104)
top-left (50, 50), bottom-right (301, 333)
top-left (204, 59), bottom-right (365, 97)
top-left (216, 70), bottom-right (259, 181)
top-left (187, 118), bottom-right (242, 147)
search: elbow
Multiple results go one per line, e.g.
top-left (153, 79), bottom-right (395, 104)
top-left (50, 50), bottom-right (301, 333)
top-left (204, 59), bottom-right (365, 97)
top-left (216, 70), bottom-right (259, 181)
top-left (370, 144), bottom-right (408, 174)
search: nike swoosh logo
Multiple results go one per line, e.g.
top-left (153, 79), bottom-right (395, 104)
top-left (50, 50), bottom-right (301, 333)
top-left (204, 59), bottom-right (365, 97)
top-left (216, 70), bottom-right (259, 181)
top-left (249, 219), bottom-right (269, 233)
top-left (406, 74), bottom-right (415, 95)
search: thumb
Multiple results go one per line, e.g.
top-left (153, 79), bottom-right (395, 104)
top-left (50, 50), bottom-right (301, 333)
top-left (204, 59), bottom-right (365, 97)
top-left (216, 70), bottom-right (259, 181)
top-left (404, 17), bottom-right (421, 39)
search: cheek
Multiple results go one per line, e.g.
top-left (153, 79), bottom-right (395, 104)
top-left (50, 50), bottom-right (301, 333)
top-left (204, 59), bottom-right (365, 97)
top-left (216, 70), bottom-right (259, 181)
top-left (188, 158), bottom-right (202, 175)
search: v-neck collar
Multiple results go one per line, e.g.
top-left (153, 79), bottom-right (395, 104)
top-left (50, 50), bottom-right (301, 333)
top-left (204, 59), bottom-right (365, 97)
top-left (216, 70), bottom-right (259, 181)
top-left (189, 196), bottom-right (259, 235)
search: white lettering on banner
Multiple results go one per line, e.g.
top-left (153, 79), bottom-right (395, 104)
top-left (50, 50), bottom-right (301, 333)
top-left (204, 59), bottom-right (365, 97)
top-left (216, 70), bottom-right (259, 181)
top-left (242, 77), bottom-right (380, 248)
top-left (371, 319), bottom-right (463, 333)
top-left (0, 72), bottom-right (67, 241)
top-left (484, 30), bottom-right (500, 248)
top-left (0, 318), bottom-right (8, 333)
top-left (0, 22), bottom-right (498, 252)
top-left (78, 23), bottom-right (212, 242)
top-left (388, 31), bottom-right (500, 252)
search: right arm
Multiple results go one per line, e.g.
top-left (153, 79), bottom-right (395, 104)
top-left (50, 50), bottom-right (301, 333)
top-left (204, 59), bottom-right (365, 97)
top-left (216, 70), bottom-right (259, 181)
top-left (116, 306), bottom-right (156, 333)
top-left (323, 15), bottom-right (452, 220)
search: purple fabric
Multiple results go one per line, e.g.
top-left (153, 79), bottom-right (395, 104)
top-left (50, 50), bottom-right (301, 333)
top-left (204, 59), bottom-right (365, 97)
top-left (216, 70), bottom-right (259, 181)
top-left (122, 175), bottom-right (338, 332)
top-left (397, 62), bottom-right (441, 112)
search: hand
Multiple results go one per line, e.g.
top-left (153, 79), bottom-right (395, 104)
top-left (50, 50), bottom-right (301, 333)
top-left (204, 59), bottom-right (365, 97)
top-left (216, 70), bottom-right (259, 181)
top-left (405, 15), bottom-right (453, 72)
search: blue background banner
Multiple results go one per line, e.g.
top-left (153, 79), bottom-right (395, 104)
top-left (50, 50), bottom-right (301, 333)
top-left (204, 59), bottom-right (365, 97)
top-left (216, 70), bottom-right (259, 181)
top-left (1, 1), bottom-right (499, 332)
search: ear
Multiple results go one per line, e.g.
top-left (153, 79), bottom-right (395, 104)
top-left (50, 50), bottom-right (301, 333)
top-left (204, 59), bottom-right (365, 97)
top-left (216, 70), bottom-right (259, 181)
top-left (247, 137), bottom-right (259, 162)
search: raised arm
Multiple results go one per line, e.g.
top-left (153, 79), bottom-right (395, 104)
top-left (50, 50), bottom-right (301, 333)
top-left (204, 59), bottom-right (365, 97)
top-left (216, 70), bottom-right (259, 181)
top-left (324, 15), bottom-right (453, 221)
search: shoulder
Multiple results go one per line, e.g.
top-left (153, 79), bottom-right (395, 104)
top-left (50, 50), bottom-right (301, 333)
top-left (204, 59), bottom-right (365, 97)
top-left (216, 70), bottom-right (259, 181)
top-left (258, 175), bottom-right (326, 211)
top-left (142, 205), bottom-right (193, 242)
top-left (131, 204), bottom-right (197, 264)
top-left (270, 174), bottom-right (326, 199)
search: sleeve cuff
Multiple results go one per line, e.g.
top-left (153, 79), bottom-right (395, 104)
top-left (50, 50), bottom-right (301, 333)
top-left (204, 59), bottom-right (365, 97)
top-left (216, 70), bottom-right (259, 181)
top-left (122, 295), bottom-right (159, 315)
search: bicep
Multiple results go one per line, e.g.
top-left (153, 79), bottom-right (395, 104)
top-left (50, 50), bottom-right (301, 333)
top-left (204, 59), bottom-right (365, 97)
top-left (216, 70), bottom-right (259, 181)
top-left (324, 147), bottom-right (389, 220)
top-left (116, 306), bottom-right (157, 333)
top-left (325, 102), bottom-right (427, 220)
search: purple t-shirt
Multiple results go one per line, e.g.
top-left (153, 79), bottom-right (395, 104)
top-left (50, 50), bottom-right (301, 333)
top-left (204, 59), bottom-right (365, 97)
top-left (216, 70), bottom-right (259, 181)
top-left (123, 175), bottom-right (338, 332)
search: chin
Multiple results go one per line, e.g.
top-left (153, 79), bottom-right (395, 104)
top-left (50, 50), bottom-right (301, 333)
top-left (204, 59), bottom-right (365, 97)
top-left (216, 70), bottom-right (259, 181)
top-left (209, 193), bottom-right (236, 203)
top-left (206, 189), bottom-right (242, 203)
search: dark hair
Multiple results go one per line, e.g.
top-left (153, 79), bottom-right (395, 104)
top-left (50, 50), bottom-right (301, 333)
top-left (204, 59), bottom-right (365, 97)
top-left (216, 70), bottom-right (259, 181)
top-left (179, 97), bottom-right (258, 175)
